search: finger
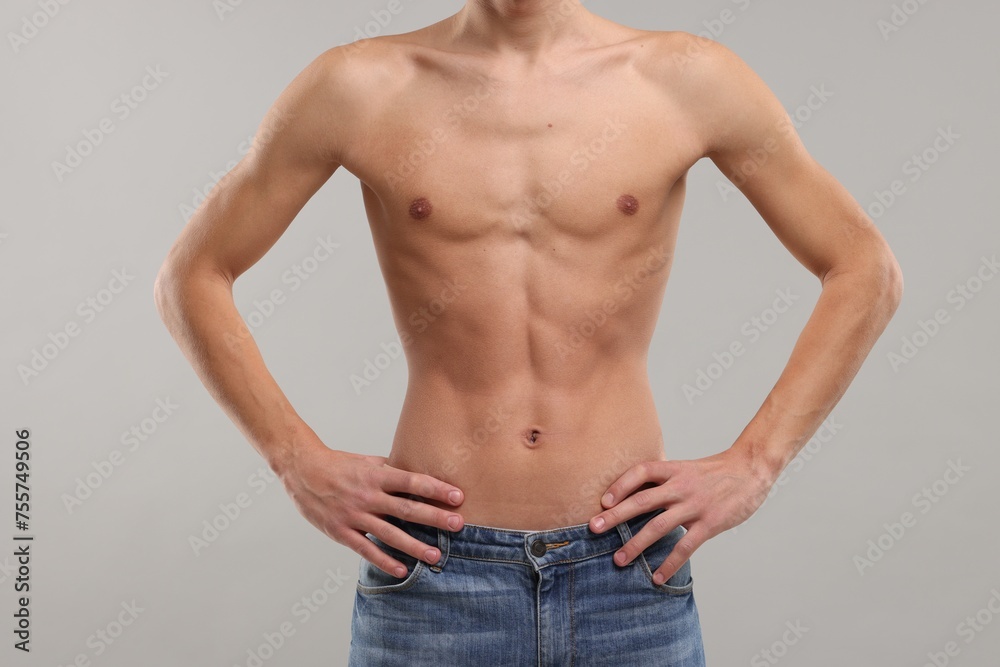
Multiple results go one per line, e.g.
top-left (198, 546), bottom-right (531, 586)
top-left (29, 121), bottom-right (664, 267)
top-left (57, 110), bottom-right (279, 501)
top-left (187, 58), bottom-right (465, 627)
top-left (611, 508), bottom-right (688, 567)
top-left (375, 492), bottom-right (464, 533)
top-left (649, 523), bottom-right (707, 585)
top-left (591, 481), bottom-right (676, 533)
top-left (341, 527), bottom-right (414, 578)
top-left (379, 466), bottom-right (464, 506)
top-left (360, 518), bottom-right (444, 570)
top-left (600, 460), bottom-right (675, 508)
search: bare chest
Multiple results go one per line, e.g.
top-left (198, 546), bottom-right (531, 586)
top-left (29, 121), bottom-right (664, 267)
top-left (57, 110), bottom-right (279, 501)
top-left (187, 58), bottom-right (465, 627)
top-left (342, 60), bottom-right (700, 243)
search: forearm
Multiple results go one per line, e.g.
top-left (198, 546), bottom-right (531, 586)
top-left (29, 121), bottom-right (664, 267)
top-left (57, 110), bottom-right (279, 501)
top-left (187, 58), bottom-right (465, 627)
top-left (731, 257), bottom-right (903, 481)
top-left (154, 266), bottom-right (318, 474)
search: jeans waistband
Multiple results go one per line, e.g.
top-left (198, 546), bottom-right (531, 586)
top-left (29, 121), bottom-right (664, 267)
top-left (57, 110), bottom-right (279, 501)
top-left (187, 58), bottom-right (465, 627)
top-left (386, 507), bottom-right (667, 571)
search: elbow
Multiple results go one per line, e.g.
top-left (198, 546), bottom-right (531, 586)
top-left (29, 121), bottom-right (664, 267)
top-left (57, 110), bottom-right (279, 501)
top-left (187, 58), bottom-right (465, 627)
top-left (822, 246), bottom-right (904, 315)
top-left (871, 238), bottom-right (904, 312)
top-left (152, 254), bottom-right (194, 325)
top-left (865, 250), bottom-right (904, 320)
top-left (153, 255), bottom-right (233, 327)
top-left (153, 261), bottom-right (180, 326)
top-left (883, 254), bottom-right (904, 312)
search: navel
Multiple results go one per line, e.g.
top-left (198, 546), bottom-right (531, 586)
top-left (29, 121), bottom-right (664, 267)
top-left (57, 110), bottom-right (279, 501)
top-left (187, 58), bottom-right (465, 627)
top-left (522, 428), bottom-right (542, 448)
top-left (408, 197), bottom-right (433, 220)
top-left (617, 194), bottom-right (639, 216)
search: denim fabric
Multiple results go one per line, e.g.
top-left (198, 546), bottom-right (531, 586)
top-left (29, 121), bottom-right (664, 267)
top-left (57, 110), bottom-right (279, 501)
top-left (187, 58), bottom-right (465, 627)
top-left (348, 506), bottom-right (706, 666)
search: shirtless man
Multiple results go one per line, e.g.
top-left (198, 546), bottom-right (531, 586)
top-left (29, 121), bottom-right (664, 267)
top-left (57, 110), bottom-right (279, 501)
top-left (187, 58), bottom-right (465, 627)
top-left (154, 1), bottom-right (903, 664)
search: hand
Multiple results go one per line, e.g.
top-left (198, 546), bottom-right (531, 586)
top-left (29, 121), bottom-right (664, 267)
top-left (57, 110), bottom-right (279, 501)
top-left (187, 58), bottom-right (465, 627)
top-left (588, 446), bottom-right (775, 585)
top-left (276, 439), bottom-right (465, 578)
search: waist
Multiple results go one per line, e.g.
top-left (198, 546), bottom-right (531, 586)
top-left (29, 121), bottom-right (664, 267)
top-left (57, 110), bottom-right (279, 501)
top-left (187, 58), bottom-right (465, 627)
top-left (386, 373), bottom-right (666, 530)
top-left (385, 505), bottom-right (669, 565)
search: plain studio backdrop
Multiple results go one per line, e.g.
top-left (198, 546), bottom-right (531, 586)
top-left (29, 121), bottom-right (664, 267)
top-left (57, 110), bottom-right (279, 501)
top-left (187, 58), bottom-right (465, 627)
top-left (2, 1), bottom-right (997, 665)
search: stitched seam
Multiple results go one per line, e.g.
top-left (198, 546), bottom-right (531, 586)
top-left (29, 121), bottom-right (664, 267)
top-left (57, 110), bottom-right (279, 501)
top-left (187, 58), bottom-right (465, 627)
top-left (569, 562), bottom-right (576, 667)
top-left (536, 568), bottom-right (542, 667)
top-left (622, 519), bottom-right (693, 595)
top-left (356, 560), bottom-right (426, 595)
top-left (458, 520), bottom-right (595, 534)
top-left (638, 550), bottom-right (694, 596)
top-left (540, 547), bottom-right (621, 566)
top-left (448, 554), bottom-right (534, 566)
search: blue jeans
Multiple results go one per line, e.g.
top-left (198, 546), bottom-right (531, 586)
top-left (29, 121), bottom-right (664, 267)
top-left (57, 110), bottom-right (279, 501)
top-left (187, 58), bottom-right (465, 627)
top-left (348, 507), bottom-right (706, 666)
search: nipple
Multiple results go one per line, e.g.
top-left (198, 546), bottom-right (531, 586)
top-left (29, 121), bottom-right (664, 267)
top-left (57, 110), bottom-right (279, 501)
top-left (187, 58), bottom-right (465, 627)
top-left (617, 194), bottom-right (639, 216)
top-left (409, 197), bottom-right (433, 220)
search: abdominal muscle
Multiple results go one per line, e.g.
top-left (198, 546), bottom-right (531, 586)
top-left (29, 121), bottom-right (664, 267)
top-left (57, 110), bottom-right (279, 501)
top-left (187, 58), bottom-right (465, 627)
top-left (383, 336), bottom-right (669, 531)
top-left (370, 184), bottom-right (681, 532)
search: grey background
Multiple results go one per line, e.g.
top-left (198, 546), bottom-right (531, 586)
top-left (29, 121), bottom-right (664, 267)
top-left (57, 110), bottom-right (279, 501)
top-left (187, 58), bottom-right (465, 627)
top-left (2, 1), bottom-right (997, 665)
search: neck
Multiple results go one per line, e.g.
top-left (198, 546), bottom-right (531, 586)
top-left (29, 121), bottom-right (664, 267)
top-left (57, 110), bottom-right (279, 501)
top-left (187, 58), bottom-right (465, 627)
top-left (451, 0), bottom-right (596, 58)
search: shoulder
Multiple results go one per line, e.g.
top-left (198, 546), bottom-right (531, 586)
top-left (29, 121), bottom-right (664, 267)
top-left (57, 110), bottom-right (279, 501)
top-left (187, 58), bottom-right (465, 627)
top-left (631, 30), bottom-right (755, 92)
top-left (309, 35), bottom-right (418, 104)
top-left (635, 31), bottom-right (789, 157)
top-left (280, 36), bottom-right (420, 160)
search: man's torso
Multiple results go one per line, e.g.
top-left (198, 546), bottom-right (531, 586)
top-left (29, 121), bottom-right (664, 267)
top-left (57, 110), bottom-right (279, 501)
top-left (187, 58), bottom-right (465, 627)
top-left (332, 22), bottom-right (706, 529)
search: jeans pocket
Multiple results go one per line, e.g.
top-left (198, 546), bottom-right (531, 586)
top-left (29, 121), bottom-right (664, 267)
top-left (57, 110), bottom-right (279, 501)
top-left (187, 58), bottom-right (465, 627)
top-left (634, 520), bottom-right (694, 596)
top-left (356, 533), bottom-right (426, 595)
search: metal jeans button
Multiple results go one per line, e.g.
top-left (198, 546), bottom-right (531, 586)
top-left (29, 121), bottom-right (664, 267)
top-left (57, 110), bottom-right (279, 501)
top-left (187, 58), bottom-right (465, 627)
top-left (530, 539), bottom-right (547, 557)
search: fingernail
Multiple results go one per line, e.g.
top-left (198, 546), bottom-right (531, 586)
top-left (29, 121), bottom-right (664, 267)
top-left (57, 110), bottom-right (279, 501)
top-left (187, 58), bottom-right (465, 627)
top-left (602, 493), bottom-right (613, 505)
top-left (425, 549), bottom-right (438, 563)
top-left (615, 551), bottom-right (626, 565)
top-left (447, 515), bottom-right (461, 530)
top-left (449, 490), bottom-right (462, 504)
top-left (395, 566), bottom-right (406, 577)
top-left (593, 517), bottom-right (605, 531)
top-left (653, 572), bottom-right (665, 585)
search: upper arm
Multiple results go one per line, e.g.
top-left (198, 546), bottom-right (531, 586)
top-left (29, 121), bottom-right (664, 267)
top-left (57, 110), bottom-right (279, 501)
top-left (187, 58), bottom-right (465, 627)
top-left (160, 46), bottom-right (362, 283)
top-left (667, 33), bottom-right (898, 285)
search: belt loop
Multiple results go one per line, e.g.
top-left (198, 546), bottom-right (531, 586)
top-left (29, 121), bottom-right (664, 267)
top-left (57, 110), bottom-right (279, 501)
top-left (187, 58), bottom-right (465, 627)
top-left (615, 517), bottom-right (632, 548)
top-left (431, 526), bottom-right (450, 572)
